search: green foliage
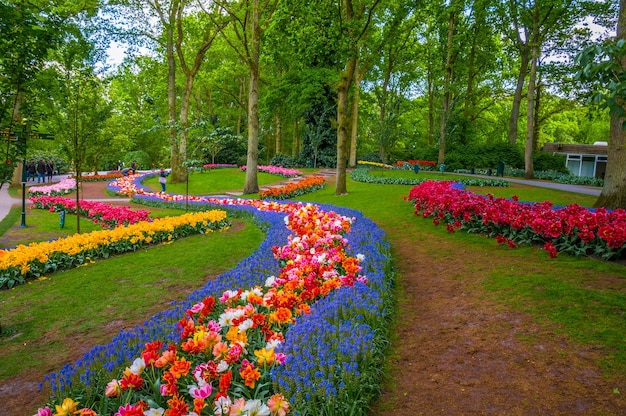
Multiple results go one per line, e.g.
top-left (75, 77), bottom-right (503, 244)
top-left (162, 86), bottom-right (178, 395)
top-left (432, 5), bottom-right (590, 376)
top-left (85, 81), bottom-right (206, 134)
top-left (300, 90), bottom-right (337, 168)
top-left (554, 175), bottom-right (604, 187)
top-left (576, 38), bottom-right (626, 126)
top-left (270, 153), bottom-right (298, 168)
top-left (533, 152), bottom-right (568, 173)
top-left (440, 142), bottom-right (524, 171)
top-left (214, 132), bottom-right (247, 165)
top-left (124, 150), bottom-right (151, 170)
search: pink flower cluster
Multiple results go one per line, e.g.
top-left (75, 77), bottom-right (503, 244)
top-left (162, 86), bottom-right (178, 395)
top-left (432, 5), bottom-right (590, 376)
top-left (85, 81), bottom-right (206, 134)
top-left (241, 165), bottom-right (302, 177)
top-left (407, 180), bottom-right (626, 259)
top-left (202, 163), bottom-right (237, 169)
top-left (28, 177), bottom-right (76, 197)
top-left (29, 196), bottom-right (152, 229)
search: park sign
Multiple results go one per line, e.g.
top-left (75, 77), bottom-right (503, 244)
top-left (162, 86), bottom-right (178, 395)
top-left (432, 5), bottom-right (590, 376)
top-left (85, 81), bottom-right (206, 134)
top-left (0, 127), bottom-right (55, 141)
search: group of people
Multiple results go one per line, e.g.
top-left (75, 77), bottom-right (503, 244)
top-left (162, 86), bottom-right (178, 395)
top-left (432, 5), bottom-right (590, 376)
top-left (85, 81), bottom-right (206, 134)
top-left (120, 160), bottom-right (138, 177)
top-left (26, 159), bottom-right (54, 183)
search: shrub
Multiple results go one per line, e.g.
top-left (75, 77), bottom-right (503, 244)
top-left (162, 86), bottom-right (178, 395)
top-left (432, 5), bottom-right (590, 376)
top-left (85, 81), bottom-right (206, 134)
top-left (533, 152), bottom-right (568, 173)
top-left (270, 153), bottom-right (299, 168)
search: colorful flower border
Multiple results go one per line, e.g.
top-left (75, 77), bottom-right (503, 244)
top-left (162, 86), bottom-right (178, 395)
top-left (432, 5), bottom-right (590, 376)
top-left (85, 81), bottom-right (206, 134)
top-left (36, 174), bottom-right (393, 416)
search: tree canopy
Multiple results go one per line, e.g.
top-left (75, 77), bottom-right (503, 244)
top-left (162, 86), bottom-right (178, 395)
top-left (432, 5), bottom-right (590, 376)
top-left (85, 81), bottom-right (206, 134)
top-left (1, 0), bottom-right (621, 205)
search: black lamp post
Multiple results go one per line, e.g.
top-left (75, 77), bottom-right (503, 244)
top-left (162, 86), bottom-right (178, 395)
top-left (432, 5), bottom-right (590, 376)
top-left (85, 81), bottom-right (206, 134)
top-left (18, 121), bottom-right (27, 227)
top-left (185, 167), bottom-right (191, 212)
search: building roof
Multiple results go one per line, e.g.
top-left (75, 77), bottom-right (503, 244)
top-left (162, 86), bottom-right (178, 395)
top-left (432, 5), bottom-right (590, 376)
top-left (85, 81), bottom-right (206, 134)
top-left (542, 143), bottom-right (608, 156)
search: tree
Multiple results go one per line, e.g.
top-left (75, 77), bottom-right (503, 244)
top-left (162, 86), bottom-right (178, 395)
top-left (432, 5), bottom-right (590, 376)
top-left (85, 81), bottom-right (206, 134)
top-left (497, 0), bottom-right (605, 178)
top-left (576, 1), bottom-right (626, 209)
top-left (43, 36), bottom-right (111, 232)
top-left (214, 0), bottom-right (279, 194)
top-left (0, 0), bottom-right (98, 187)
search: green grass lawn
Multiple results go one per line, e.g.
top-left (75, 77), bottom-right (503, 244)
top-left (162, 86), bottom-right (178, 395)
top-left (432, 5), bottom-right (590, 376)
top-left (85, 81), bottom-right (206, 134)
top-left (0, 169), bottom-right (624, 386)
top-left (141, 167), bottom-right (290, 195)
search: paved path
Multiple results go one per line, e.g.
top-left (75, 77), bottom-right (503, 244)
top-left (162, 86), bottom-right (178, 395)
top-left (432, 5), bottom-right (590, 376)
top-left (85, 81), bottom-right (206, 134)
top-left (452, 172), bottom-right (602, 196)
top-left (0, 171), bottom-right (603, 226)
top-left (0, 175), bottom-right (67, 225)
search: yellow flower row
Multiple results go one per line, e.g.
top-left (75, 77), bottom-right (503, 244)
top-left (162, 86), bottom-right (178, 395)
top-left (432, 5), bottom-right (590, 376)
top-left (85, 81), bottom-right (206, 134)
top-left (0, 210), bottom-right (228, 287)
top-left (357, 160), bottom-right (392, 168)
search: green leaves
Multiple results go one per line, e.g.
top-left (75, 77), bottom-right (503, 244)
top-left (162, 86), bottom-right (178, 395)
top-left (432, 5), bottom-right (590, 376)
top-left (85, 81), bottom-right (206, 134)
top-left (575, 38), bottom-right (626, 127)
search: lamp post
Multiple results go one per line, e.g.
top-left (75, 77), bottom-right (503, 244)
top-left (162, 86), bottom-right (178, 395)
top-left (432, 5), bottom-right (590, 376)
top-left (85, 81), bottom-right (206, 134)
top-left (185, 167), bottom-right (191, 212)
top-left (18, 121), bottom-right (27, 227)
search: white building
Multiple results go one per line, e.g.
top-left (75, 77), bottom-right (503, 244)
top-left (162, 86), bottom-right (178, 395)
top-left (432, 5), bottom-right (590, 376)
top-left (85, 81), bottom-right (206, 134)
top-left (542, 142), bottom-right (608, 178)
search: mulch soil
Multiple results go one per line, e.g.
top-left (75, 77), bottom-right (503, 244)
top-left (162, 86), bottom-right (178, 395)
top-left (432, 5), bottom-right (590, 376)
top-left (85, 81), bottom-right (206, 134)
top-left (1, 180), bottom-right (625, 415)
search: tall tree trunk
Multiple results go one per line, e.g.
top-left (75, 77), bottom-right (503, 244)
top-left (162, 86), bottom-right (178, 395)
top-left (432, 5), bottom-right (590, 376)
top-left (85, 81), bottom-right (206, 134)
top-left (533, 81), bottom-right (542, 150)
top-left (9, 91), bottom-right (24, 186)
top-left (509, 48), bottom-right (529, 145)
top-left (438, 9), bottom-right (455, 165)
top-left (427, 52), bottom-right (435, 147)
top-left (237, 77), bottom-right (244, 135)
top-left (463, 23), bottom-right (478, 120)
top-left (349, 59), bottom-right (360, 168)
top-left (292, 118), bottom-right (299, 158)
top-left (379, 50), bottom-right (392, 163)
top-left (243, 0), bottom-right (260, 195)
top-left (274, 114), bottom-right (281, 155)
top-left (166, 24), bottom-right (181, 183)
top-left (524, 26), bottom-right (540, 179)
top-left (595, 0), bottom-right (626, 209)
top-left (336, 55), bottom-right (356, 195)
top-left (178, 76), bottom-right (194, 172)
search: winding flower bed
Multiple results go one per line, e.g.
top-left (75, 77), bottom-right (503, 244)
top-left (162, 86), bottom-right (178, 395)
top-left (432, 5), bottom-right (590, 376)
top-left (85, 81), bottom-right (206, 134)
top-left (259, 176), bottom-right (326, 200)
top-left (30, 196), bottom-right (151, 229)
top-left (0, 210), bottom-right (229, 290)
top-left (36, 176), bottom-right (393, 416)
top-left (407, 180), bottom-right (626, 260)
top-left (240, 165), bottom-right (302, 178)
top-left (28, 178), bottom-right (77, 197)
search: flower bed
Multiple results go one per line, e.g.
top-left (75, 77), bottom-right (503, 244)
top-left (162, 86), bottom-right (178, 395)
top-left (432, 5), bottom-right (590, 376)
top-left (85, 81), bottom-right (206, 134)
top-left (37, 191), bottom-right (393, 416)
top-left (259, 175), bottom-right (326, 200)
top-left (407, 180), bottom-right (626, 260)
top-left (351, 165), bottom-right (510, 187)
top-left (240, 165), bottom-right (302, 178)
top-left (397, 159), bottom-right (436, 167)
top-left (79, 173), bottom-right (124, 182)
top-left (28, 178), bottom-right (76, 197)
top-left (0, 210), bottom-right (229, 290)
top-left (202, 163), bottom-right (238, 170)
top-left (29, 196), bottom-right (151, 229)
top-left (356, 160), bottom-right (393, 169)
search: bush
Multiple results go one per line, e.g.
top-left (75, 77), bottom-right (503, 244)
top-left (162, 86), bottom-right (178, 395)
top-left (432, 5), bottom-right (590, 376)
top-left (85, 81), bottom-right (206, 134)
top-left (533, 152), bottom-right (569, 173)
top-left (444, 142), bottom-right (524, 171)
top-left (270, 153), bottom-right (299, 168)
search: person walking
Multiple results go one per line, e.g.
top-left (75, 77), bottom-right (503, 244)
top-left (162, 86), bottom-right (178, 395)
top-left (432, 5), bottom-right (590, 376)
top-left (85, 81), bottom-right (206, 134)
top-left (46, 160), bottom-right (54, 182)
top-left (159, 168), bottom-right (167, 192)
top-left (130, 160), bottom-right (137, 174)
top-left (27, 161), bottom-right (36, 181)
top-left (36, 159), bottom-right (46, 183)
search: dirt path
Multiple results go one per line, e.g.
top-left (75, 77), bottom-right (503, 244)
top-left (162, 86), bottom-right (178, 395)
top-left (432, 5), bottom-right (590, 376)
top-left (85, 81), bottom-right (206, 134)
top-left (369, 230), bottom-right (626, 415)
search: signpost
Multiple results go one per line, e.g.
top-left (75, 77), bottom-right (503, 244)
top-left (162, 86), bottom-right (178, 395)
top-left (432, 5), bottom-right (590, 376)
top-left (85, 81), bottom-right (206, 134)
top-left (1, 123), bottom-right (54, 227)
